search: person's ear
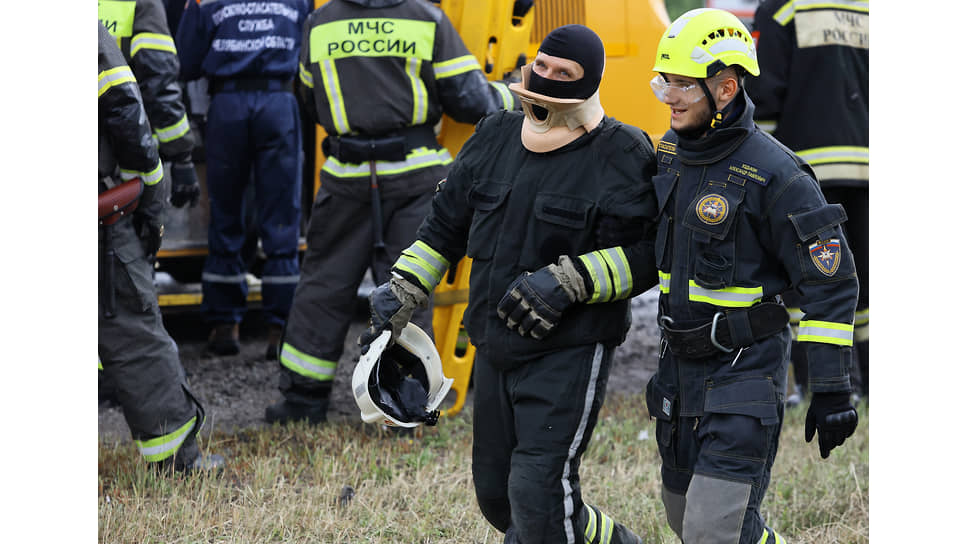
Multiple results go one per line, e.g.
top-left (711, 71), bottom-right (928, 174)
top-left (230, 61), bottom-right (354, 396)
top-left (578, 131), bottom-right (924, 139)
top-left (716, 75), bottom-right (738, 104)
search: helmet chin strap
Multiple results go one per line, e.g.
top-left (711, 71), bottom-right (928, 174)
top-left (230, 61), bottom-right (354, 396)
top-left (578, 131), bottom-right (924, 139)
top-left (698, 79), bottom-right (725, 129)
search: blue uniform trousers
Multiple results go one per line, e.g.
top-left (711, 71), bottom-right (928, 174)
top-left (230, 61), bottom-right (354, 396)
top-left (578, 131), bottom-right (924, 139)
top-left (201, 88), bottom-right (302, 326)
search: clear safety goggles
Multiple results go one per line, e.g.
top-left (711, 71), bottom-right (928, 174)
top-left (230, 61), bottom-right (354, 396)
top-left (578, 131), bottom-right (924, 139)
top-left (650, 75), bottom-right (704, 105)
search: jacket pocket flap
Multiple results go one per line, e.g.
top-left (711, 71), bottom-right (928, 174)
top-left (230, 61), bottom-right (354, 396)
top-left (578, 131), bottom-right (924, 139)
top-left (467, 181), bottom-right (511, 211)
top-left (534, 193), bottom-right (594, 229)
top-left (789, 204), bottom-right (847, 242)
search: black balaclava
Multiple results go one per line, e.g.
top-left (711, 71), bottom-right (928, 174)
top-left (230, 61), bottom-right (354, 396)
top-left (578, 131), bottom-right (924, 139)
top-left (527, 24), bottom-right (604, 100)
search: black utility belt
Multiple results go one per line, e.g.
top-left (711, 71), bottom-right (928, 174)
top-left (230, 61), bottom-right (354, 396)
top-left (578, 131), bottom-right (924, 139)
top-left (322, 124), bottom-right (439, 163)
top-left (658, 302), bottom-right (789, 360)
top-left (208, 77), bottom-right (293, 95)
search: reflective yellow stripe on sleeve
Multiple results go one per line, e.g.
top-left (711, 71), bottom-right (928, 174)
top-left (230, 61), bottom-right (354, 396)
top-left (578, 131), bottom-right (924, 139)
top-left (395, 240), bottom-right (450, 293)
top-left (433, 54), bottom-right (481, 79)
top-left (98, 66), bottom-right (137, 98)
top-left (490, 81), bottom-right (515, 110)
top-left (120, 158), bottom-right (164, 186)
top-left (154, 113), bottom-right (191, 143)
top-left (578, 247), bottom-right (632, 304)
top-left (797, 319), bottom-right (853, 346)
top-left (130, 32), bottom-right (177, 56)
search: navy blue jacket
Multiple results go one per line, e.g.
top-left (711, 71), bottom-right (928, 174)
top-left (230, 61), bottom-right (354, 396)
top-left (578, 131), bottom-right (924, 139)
top-left (175, 0), bottom-right (311, 81)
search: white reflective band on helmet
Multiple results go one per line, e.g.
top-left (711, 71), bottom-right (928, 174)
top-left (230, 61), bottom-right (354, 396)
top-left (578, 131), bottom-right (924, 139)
top-left (280, 342), bottom-right (338, 382)
top-left (688, 280), bottom-right (763, 307)
top-left (134, 416), bottom-right (196, 462)
top-left (797, 319), bottom-right (853, 346)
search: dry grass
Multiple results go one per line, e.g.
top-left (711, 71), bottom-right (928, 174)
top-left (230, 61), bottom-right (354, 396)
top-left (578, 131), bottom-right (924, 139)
top-left (98, 394), bottom-right (868, 543)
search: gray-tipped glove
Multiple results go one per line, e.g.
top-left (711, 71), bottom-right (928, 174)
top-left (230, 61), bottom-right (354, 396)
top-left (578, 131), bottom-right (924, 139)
top-left (169, 160), bottom-right (201, 208)
top-left (358, 271), bottom-right (429, 350)
top-left (497, 256), bottom-right (589, 340)
top-left (805, 391), bottom-right (858, 459)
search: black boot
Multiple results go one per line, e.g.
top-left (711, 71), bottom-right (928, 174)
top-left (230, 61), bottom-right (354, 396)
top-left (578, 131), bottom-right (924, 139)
top-left (206, 323), bottom-right (240, 356)
top-left (265, 399), bottom-right (328, 425)
top-left (156, 435), bottom-right (225, 475)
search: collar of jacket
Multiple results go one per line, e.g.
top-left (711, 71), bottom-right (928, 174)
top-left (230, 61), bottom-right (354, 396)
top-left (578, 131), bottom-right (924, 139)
top-left (340, 0), bottom-right (407, 8)
top-left (676, 90), bottom-right (755, 166)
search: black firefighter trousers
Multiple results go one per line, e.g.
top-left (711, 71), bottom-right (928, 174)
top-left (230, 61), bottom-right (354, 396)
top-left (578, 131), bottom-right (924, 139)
top-left (472, 343), bottom-right (641, 544)
top-left (276, 185), bottom-right (434, 407)
top-left (99, 220), bottom-right (203, 464)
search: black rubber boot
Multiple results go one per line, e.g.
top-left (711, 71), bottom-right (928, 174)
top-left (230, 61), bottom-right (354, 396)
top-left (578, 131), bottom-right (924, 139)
top-left (264, 399), bottom-right (328, 425)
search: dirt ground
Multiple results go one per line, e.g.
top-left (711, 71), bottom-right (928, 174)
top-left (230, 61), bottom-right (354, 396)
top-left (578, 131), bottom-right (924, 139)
top-left (97, 287), bottom-right (661, 443)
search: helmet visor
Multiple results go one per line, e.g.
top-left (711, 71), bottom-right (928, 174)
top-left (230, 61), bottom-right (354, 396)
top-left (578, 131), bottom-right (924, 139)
top-left (650, 75), bottom-right (704, 105)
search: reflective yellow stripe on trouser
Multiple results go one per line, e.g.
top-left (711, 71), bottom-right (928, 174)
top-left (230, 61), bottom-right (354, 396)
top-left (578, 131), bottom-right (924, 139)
top-left (280, 342), bottom-right (338, 382)
top-left (394, 240), bottom-right (450, 293)
top-left (758, 527), bottom-right (787, 544)
top-left (578, 247), bottom-right (632, 303)
top-left (134, 416), bottom-right (196, 462)
top-left (797, 319), bottom-right (853, 346)
top-left (583, 504), bottom-right (615, 543)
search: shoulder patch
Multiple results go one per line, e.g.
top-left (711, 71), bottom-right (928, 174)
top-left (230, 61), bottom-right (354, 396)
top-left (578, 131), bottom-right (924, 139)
top-left (727, 160), bottom-right (772, 186)
top-left (809, 238), bottom-right (842, 276)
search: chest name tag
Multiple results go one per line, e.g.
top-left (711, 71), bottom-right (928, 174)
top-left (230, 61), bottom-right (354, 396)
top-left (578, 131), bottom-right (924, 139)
top-left (695, 194), bottom-right (729, 226)
top-left (809, 238), bottom-right (842, 276)
top-left (727, 161), bottom-right (772, 186)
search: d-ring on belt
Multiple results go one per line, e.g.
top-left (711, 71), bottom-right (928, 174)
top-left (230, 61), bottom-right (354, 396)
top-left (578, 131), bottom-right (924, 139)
top-left (658, 302), bottom-right (789, 359)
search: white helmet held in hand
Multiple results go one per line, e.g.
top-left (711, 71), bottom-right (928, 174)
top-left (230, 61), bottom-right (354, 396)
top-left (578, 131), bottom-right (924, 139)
top-left (352, 322), bottom-right (454, 428)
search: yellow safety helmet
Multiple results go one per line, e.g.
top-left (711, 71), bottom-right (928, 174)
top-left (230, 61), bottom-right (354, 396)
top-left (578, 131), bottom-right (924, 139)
top-left (653, 8), bottom-right (759, 79)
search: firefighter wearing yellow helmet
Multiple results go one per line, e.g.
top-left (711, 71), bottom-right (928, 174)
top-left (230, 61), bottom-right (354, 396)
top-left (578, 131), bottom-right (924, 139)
top-left (645, 9), bottom-right (860, 543)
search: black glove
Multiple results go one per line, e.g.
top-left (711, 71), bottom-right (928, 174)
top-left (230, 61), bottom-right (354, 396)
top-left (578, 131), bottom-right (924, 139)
top-left (169, 160), bottom-right (201, 208)
top-left (595, 214), bottom-right (646, 248)
top-left (358, 273), bottom-right (428, 350)
top-left (805, 392), bottom-right (858, 459)
top-left (497, 257), bottom-right (588, 340)
top-left (133, 214), bottom-right (164, 257)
